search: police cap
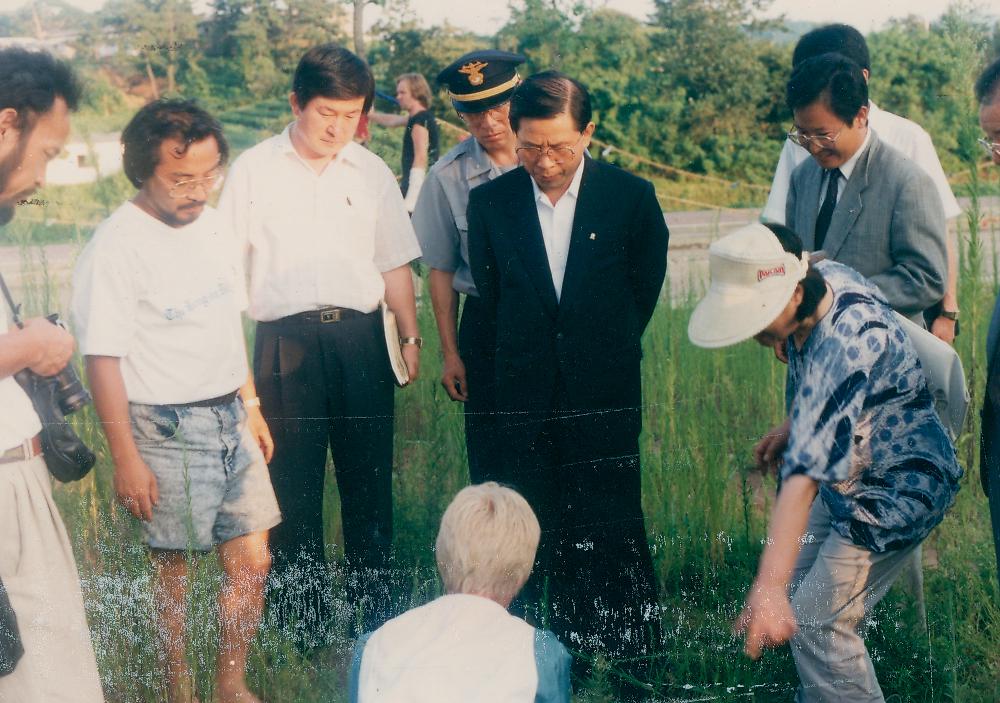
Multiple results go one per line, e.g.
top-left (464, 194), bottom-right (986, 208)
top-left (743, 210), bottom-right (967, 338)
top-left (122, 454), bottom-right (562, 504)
top-left (437, 50), bottom-right (526, 113)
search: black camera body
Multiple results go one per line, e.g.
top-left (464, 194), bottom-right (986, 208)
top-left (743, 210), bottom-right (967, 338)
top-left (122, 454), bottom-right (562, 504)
top-left (14, 314), bottom-right (95, 482)
top-left (15, 314), bottom-right (91, 415)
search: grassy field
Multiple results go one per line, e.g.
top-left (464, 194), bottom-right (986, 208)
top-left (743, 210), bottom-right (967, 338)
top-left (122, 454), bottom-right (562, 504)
top-left (7, 98), bottom-right (1000, 700)
top-left (3, 186), bottom-right (991, 701)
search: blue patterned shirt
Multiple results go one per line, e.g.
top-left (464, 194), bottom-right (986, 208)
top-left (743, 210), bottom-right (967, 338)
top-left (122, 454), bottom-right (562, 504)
top-left (781, 260), bottom-right (962, 552)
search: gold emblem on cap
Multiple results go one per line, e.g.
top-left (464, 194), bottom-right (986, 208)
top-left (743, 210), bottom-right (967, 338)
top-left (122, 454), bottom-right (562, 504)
top-left (459, 61), bottom-right (488, 86)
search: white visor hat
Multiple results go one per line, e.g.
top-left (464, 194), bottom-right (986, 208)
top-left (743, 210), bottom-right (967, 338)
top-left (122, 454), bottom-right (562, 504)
top-left (688, 223), bottom-right (810, 349)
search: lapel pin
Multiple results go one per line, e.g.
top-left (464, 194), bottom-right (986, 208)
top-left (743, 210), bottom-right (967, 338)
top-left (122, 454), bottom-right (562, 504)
top-left (589, 232), bottom-right (597, 240)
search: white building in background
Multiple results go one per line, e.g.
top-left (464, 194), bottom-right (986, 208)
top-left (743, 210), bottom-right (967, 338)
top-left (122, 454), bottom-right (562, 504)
top-left (47, 133), bottom-right (123, 186)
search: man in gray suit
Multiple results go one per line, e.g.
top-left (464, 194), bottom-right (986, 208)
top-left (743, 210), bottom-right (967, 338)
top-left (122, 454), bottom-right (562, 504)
top-left (782, 52), bottom-right (948, 623)
top-left (784, 53), bottom-right (947, 323)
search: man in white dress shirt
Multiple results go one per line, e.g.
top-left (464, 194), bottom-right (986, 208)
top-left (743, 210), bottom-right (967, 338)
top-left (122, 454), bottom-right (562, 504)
top-left (0, 48), bottom-right (105, 703)
top-left (762, 24), bottom-right (962, 343)
top-left (217, 43), bottom-right (422, 644)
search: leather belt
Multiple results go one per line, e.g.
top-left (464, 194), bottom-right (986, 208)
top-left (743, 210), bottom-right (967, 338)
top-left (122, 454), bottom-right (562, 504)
top-left (265, 307), bottom-right (369, 326)
top-left (0, 434), bottom-right (43, 465)
top-left (170, 390), bottom-right (239, 409)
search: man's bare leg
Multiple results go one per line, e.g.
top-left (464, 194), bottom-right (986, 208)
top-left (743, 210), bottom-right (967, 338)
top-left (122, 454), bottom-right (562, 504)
top-left (215, 531), bottom-right (271, 703)
top-left (153, 550), bottom-right (198, 703)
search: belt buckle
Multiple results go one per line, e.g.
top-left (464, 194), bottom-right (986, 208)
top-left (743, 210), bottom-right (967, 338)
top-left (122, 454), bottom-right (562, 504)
top-left (320, 309), bottom-right (341, 323)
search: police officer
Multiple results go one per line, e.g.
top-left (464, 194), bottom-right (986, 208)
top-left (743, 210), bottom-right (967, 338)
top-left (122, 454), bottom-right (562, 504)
top-left (411, 50), bottom-right (525, 484)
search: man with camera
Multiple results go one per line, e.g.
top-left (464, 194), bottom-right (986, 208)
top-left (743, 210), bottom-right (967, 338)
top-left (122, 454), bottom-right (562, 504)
top-left (0, 49), bottom-right (105, 702)
top-left (73, 100), bottom-right (281, 703)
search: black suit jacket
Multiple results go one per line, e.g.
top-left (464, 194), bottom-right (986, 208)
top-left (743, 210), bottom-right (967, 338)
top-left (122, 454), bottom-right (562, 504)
top-left (467, 158), bottom-right (668, 448)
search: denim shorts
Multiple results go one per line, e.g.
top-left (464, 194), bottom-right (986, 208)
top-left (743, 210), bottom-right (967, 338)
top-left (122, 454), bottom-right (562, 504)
top-left (128, 397), bottom-right (282, 551)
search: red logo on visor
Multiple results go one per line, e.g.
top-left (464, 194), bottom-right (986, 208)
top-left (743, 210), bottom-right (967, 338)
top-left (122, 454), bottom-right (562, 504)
top-left (757, 265), bottom-right (786, 282)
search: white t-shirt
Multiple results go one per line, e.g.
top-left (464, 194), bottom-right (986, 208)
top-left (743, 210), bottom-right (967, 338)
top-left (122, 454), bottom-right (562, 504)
top-left (216, 126), bottom-right (422, 321)
top-left (762, 102), bottom-right (962, 224)
top-left (0, 302), bottom-right (42, 452)
top-left (71, 202), bottom-right (249, 405)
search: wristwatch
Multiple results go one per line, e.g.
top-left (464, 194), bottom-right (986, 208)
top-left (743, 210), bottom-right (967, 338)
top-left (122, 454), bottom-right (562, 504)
top-left (939, 310), bottom-right (959, 321)
top-left (399, 336), bottom-right (424, 349)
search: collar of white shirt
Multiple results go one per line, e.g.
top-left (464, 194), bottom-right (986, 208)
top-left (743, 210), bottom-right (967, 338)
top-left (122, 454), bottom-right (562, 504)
top-left (530, 156), bottom-right (586, 208)
top-left (838, 126), bottom-right (871, 183)
top-left (274, 122), bottom-right (366, 171)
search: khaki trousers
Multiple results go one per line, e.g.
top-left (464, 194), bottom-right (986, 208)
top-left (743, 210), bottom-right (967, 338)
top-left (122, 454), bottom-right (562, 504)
top-left (788, 499), bottom-right (918, 703)
top-left (0, 455), bottom-right (103, 702)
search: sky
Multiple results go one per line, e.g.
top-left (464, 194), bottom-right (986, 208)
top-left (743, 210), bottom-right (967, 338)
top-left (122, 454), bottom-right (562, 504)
top-left (0, 0), bottom-right (983, 34)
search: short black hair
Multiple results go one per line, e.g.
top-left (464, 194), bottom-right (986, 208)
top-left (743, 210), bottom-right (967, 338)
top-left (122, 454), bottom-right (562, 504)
top-left (0, 48), bottom-right (80, 131)
top-left (292, 43), bottom-right (374, 113)
top-left (786, 53), bottom-right (868, 125)
top-left (793, 24), bottom-right (871, 73)
top-left (975, 57), bottom-right (1000, 105)
top-left (121, 99), bottom-right (229, 189)
top-left (509, 70), bottom-right (592, 133)
top-left (763, 222), bottom-right (827, 322)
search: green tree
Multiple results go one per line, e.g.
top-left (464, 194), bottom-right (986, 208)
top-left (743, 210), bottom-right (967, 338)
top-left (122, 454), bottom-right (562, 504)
top-left (366, 10), bottom-right (479, 115)
top-left (204, 0), bottom-right (347, 102)
top-left (96, 0), bottom-right (200, 98)
top-left (869, 8), bottom-right (992, 174)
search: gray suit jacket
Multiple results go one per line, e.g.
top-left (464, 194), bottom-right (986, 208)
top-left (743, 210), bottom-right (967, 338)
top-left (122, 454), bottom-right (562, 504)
top-left (785, 130), bottom-right (947, 320)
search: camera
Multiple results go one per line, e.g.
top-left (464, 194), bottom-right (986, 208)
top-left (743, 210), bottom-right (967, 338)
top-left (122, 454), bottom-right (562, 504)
top-left (14, 314), bottom-right (91, 415)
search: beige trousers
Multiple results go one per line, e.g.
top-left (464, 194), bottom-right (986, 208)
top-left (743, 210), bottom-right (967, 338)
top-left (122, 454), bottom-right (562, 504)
top-left (788, 499), bottom-right (918, 703)
top-left (0, 455), bottom-right (103, 702)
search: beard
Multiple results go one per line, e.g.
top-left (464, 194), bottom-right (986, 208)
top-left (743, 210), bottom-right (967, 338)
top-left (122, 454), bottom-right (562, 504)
top-left (0, 132), bottom-right (31, 226)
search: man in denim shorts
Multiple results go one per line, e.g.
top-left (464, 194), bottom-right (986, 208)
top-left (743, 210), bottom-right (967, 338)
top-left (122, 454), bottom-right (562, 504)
top-left (72, 100), bottom-right (281, 703)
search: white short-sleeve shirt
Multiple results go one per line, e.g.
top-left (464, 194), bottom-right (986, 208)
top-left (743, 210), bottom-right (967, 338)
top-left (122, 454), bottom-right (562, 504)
top-left (0, 301), bottom-right (42, 452)
top-left (71, 202), bottom-right (249, 405)
top-left (217, 126), bottom-right (422, 321)
top-left (763, 102), bottom-right (962, 224)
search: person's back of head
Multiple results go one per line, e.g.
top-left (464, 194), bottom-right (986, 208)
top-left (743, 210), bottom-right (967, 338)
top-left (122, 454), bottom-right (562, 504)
top-left (435, 482), bottom-right (540, 607)
top-left (786, 53), bottom-right (868, 124)
top-left (792, 24), bottom-right (870, 74)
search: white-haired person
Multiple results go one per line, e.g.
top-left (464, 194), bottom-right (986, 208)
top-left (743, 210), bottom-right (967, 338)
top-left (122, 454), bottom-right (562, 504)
top-left (688, 223), bottom-right (961, 702)
top-left (348, 482), bottom-right (571, 702)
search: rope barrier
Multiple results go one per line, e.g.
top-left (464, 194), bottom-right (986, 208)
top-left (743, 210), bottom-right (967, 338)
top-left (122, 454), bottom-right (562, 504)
top-left (438, 119), bottom-right (771, 193)
top-left (440, 117), bottom-right (1000, 195)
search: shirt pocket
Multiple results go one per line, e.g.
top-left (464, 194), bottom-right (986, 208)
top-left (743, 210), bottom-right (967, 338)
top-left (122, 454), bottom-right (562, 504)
top-left (455, 214), bottom-right (470, 265)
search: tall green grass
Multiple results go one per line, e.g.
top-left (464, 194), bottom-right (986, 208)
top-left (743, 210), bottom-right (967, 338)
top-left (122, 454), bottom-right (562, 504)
top-left (9, 149), bottom-right (1000, 700)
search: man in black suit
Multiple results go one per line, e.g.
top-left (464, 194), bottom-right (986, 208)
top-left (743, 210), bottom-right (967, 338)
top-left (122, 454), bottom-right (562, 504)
top-left (468, 71), bottom-right (669, 677)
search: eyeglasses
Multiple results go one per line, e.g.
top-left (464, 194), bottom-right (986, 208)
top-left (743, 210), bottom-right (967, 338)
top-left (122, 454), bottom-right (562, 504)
top-left (978, 137), bottom-right (1000, 157)
top-left (787, 127), bottom-right (845, 149)
top-left (157, 171), bottom-right (223, 199)
top-left (458, 102), bottom-right (510, 125)
top-left (515, 133), bottom-right (585, 163)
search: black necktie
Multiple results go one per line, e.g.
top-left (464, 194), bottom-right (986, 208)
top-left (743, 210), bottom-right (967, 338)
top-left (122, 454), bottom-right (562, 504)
top-left (814, 168), bottom-right (841, 251)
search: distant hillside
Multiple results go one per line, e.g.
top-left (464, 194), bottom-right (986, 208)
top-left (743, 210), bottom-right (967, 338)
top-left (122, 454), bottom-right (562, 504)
top-left (0, 0), bottom-right (90, 38)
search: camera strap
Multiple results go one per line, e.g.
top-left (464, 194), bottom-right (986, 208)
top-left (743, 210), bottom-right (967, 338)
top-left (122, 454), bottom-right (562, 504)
top-left (0, 270), bottom-right (23, 329)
